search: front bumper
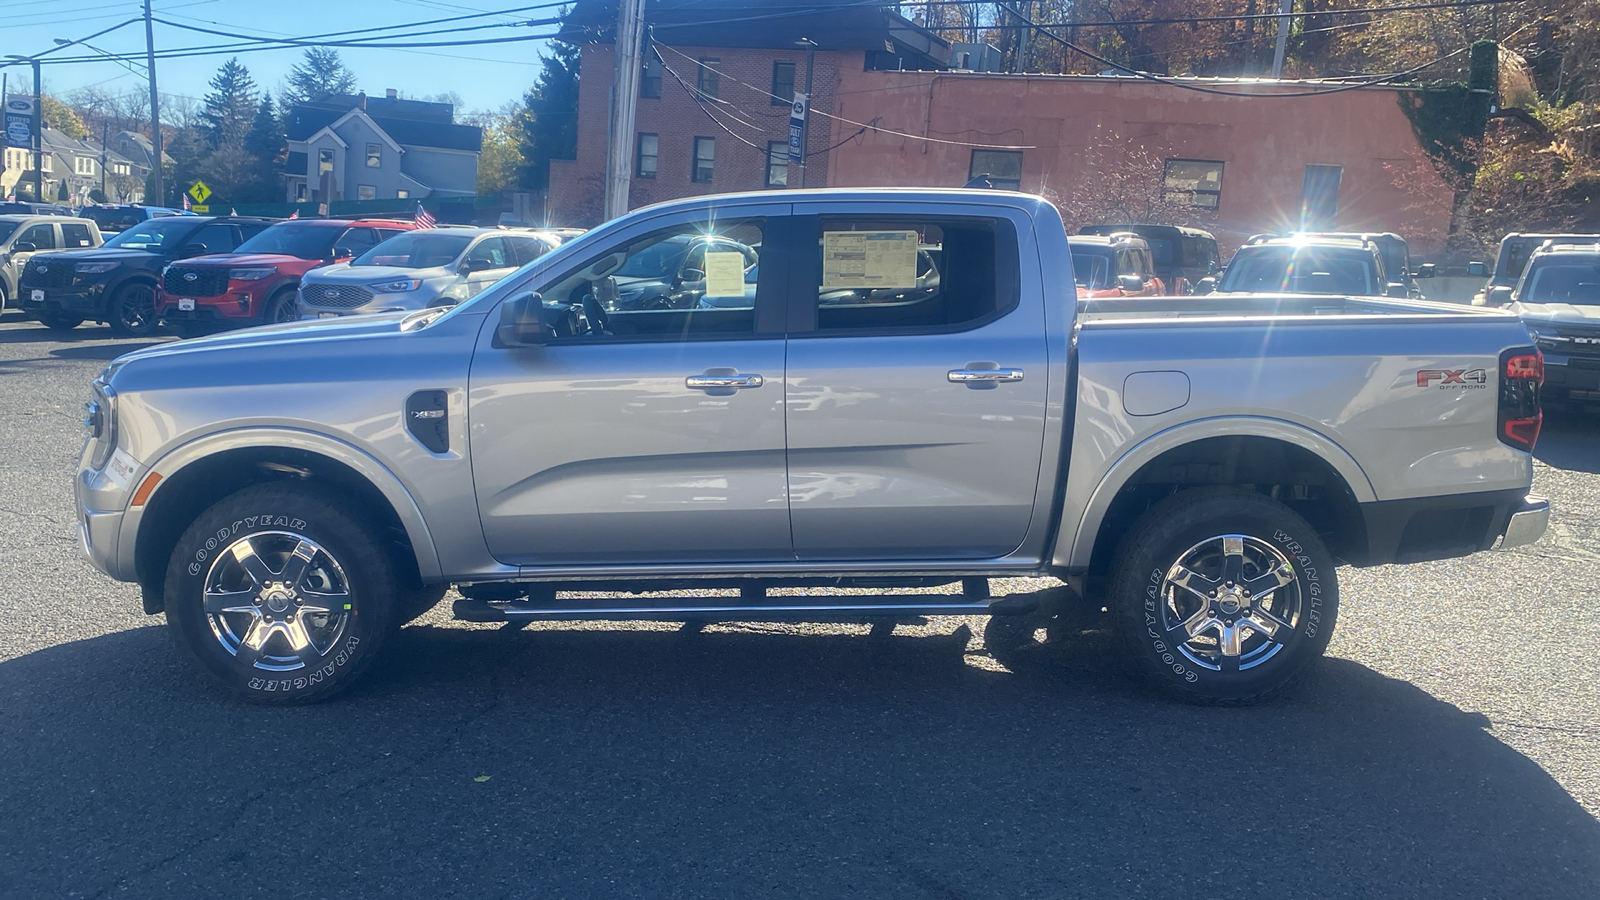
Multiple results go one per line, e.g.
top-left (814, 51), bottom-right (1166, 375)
top-left (1537, 349), bottom-right (1600, 398)
top-left (74, 460), bottom-right (133, 582)
top-left (22, 280), bottom-right (108, 315)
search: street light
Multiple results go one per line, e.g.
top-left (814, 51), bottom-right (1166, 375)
top-left (794, 38), bottom-right (817, 188)
top-left (3, 54), bottom-right (43, 204)
top-left (56, 37), bottom-right (150, 205)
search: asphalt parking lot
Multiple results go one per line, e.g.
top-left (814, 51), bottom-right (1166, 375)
top-left (0, 314), bottom-right (1596, 899)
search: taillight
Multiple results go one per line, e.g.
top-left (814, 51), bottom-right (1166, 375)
top-left (1497, 347), bottom-right (1542, 451)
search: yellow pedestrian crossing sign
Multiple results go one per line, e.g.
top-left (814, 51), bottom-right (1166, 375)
top-left (187, 180), bottom-right (212, 204)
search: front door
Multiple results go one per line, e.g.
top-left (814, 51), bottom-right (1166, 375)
top-left (783, 206), bottom-right (1051, 560)
top-left (469, 207), bottom-right (792, 567)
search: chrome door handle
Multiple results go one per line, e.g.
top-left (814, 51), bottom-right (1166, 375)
top-left (686, 373), bottom-right (764, 390)
top-left (948, 368), bottom-right (1024, 383)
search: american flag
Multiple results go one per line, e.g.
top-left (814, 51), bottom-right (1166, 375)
top-left (413, 202), bottom-right (436, 229)
top-left (181, 193), bottom-right (190, 211)
top-left (288, 209), bottom-right (299, 219)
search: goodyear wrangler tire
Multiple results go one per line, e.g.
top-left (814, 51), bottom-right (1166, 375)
top-left (163, 483), bottom-right (401, 703)
top-left (1109, 487), bottom-right (1338, 705)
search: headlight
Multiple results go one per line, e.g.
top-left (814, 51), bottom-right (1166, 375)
top-left (84, 379), bottom-right (117, 470)
top-left (370, 279), bottom-right (422, 293)
top-left (228, 267), bottom-right (276, 281)
top-left (75, 262), bottom-right (119, 274)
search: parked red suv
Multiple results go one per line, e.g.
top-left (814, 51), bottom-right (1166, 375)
top-left (157, 218), bottom-right (416, 335)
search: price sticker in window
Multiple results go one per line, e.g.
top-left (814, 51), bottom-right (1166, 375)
top-left (703, 250), bottom-right (747, 298)
top-left (822, 230), bottom-right (918, 289)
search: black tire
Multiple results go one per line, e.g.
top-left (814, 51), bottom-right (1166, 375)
top-left (36, 308), bottom-right (84, 330)
top-left (163, 483), bottom-right (403, 703)
top-left (263, 288), bottom-right (300, 325)
top-left (1108, 487), bottom-right (1338, 705)
top-left (108, 281), bottom-right (159, 336)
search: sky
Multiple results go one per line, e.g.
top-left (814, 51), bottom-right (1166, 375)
top-left (1, 0), bottom-right (561, 117)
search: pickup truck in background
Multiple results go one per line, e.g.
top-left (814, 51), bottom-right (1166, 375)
top-left (73, 189), bottom-right (1549, 706)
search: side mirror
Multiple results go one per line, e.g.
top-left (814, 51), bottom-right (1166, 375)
top-left (461, 259), bottom-right (491, 275)
top-left (679, 268), bottom-right (706, 284)
top-left (332, 245), bottom-right (355, 259)
top-left (180, 242), bottom-right (208, 258)
top-left (496, 291), bottom-right (550, 346)
top-left (1117, 274), bottom-right (1145, 292)
top-left (10, 241), bottom-right (36, 253)
top-left (1193, 276), bottom-right (1217, 295)
top-left (1413, 263), bottom-right (1436, 279)
top-left (1487, 285), bottom-right (1514, 307)
top-left (1467, 261), bottom-right (1487, 277)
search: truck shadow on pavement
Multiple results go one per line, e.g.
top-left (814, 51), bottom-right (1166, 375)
top-left (2, 602), bottom-right (1597, 898)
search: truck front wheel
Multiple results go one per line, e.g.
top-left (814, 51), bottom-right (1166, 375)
top-left (163, 483), bottom-right (401, 703)
top-left (1109, 487), bottom-right (1338, 705)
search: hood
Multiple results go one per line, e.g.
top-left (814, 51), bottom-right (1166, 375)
top-left (174, 252), bottom-right (305, 268)
top-left (110, 312), bottom-right (417, 369)
top-left (1515, 302), bottom-right (1600, 326)
top-left (304, 263), bottom-right (452, 285)
top-left (32, 247), bottom-right (159, 264)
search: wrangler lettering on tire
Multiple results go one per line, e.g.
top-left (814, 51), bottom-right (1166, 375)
top-left (1110, 487), bottom-right (1339, 705)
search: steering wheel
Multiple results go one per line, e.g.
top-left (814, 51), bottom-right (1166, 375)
top-left (581, 295), bottom-right (610, 335)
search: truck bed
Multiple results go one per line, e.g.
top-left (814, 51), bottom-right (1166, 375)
top-left (1077, 293), bottom-right (1507, 324)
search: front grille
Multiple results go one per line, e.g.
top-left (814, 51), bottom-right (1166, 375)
top-left (163, 266), bottom-right (230, 297)
top-left (301, 284), bottom-right (373, 310)
top-left (21, 258), bottom-right (72, 289)
top-left (1536, 330), bottom-right (1600, 357)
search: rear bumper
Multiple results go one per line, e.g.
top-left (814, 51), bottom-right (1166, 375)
top-left (1355, 489), bottom-right (1547, 565)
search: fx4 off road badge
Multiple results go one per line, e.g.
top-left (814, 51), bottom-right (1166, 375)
top-left (1417, 368), bottom-right (1488, 389)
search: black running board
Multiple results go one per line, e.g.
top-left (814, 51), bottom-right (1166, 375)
top-left (452, 594), bottom-right (1038, 624)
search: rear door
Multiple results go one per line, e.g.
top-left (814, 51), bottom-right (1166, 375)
top-left (782, 202), bottom-right (1050, 560)
top-left (462, 236), bottom-right (518, 297)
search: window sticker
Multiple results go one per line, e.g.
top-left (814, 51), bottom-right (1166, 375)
top-left (703, 250), bottom-right (747, 297)
top-left (822, 230), bottom-right (918, 289)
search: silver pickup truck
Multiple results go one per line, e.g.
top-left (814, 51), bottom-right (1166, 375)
top-left (74, 189), bottom-right (1549, 705)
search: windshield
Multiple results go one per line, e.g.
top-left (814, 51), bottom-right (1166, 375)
top-left (235, 224), bottom-right (338, 259)
top-left (615, 239), bottom-right (691, 279)
top-left (82, 207), bottom-right (146, 232)
top-left (1071, 251), bottom-right (1112, 289)
top-left (353, 231), bottom-right (471, 269)
top-left (1218, 246), bottom-right (1377, 295)
top-left (102, 217), bottom-right (198, 252)
top-left (1521, 259), bottom-right (1600, 304)
top-left (0, 222), bottom-right (17, 244)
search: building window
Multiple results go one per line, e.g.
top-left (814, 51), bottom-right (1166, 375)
top-left (692, 137), bottom-right (715, 183)
top-left (766, 141), bottom-right (788, 188)
top-left (1300, 165), bottom-right (1343, 229)
top-left (771, 61), bottom-right (796, 105)
top-left (366, 143), bottom-right (382, 167)
top-left (636, 133), bottom-right (658, 179)
top-left (397, 189), bottom-right (409, 199)
top-left (697, 59), bottom-right (721, 98)
top-left (75, 156), bottom-right (94, 176)
top-left (641, 56), bottom-right (661, 99)
top-left (39, 154), bottom-right (51, 173)
top-left (318, 149), bottom-right (334, 175)
top-left (969, 149), bottom-right (1023, 191)
top-left (358, 184), bottom-right (376, 200)
top-left (296, 183), bottom-right (308, 201)
top-left (1163, 159), bottom-right (1225, 209)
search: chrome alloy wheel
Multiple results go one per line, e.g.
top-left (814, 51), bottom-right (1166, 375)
top-left (1159, 534), bottom-right (1302, 672)
top-left (202, 531), bottom-right (353, 672)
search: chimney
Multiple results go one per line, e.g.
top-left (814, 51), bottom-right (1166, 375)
top-left (357, 91), bottom-right (367, 110)
top-left (385, 88), bottom-right (398, 99)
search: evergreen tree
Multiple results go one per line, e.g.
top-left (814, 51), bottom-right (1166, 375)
top-left (284, 48), bottom-right (358, 108)
top-left (515, 40), bottom-right (580, 190)
top-left (201, 58), bottom-right (259, 149)
top-left (243, 93), bottom-right (285, 202)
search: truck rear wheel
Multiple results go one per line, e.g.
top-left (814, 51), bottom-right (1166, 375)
top-left (163, 483), bottom-right (401, 703)
top-left (1108, 487), bottom-right (1338, 705)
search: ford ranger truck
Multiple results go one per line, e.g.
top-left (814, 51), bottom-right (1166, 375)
top-left (73, 189), bottom-right (1550, 705)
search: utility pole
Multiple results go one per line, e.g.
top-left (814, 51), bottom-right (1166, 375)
top-left (797, 38), bottom-right (816, 188)
top-left (1271, 0), bottom-right (1293, 79)
top-left (603, 0), bottom-right (645, 221)
top-left (29, 57), bottom-right (42, 204)
top-left (143, 0), bottom-right (163, 206)
top-left (100, 120), bottom-right (108, 201)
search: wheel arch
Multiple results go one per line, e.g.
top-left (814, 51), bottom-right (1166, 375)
top-left (1053, 418), bottom-right (1376, 575)
top-left (127, 429), bottom-right (442, 613)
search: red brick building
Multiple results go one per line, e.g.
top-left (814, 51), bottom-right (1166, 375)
top-left (549, 0), bottom-right (949, 225)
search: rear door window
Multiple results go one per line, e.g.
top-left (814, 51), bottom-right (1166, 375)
top-left (193, 224), bottom-right (240, 254)
top-left (61, 223), bottom-right (95, 248)
top-left (335, 227), bottom-right (380, 257)
top-left (797, 216), bottom-right (1017, 333)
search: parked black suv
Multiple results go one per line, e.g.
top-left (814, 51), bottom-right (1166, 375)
top-left (20, 215), bottom-right (275, 335)
top-left (1078, 223), bottom-right (1220, 294)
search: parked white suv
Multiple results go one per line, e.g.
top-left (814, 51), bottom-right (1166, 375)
top-left (297, 227), bottom-right (563, 317)
top-left (0, 214), bottom-right (102, 313)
